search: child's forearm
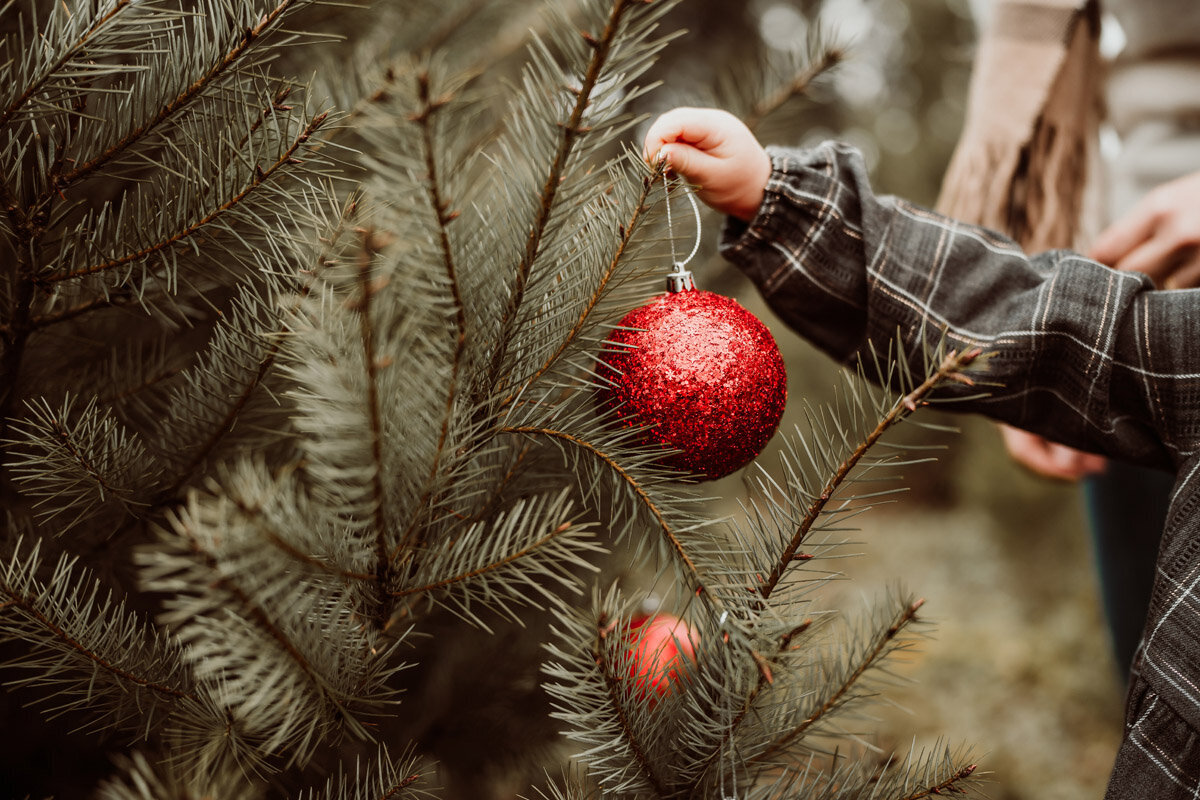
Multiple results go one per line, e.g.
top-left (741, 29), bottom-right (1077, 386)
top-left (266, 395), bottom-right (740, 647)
top-left (720, 142), bottom-right (1187, 472)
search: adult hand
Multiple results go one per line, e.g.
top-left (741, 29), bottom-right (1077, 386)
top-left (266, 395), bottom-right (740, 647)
top-left (642, 107), bottom-right (771, 222)
top-left (1089, 169), bottom-right (1200, 288)
top-left (999, 424), bottom-right (1106, 481)
top-left (997, 170), bottom-right (1200, 478)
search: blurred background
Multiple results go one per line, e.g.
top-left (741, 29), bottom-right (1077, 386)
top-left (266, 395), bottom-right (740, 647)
top-left (649, 1), bottom-right (1126, 798)
top-left (0, 1), bottom-right (1125, 797)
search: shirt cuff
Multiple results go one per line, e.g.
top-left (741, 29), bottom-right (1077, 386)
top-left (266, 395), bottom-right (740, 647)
top-left (718, 145), bottom-right (822, 266)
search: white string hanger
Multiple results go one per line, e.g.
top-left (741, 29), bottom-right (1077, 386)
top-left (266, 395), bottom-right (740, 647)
top-left (663, 173), bottom-right (703, 293)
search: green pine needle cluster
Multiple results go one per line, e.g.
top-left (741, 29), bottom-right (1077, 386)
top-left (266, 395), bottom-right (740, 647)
top-left (0, 0), bottom-right (988, 797)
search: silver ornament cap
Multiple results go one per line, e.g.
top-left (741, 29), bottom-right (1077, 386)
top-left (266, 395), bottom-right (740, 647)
top-left (665, 263), bottom-right (695, 293)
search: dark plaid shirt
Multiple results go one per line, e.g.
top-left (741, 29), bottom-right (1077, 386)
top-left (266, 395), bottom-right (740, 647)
top-left (720, 142), bottom-right (1200, 798)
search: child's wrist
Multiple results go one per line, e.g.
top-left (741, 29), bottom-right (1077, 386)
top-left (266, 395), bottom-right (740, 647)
top-left (730, 148), bottom-right (771, 221)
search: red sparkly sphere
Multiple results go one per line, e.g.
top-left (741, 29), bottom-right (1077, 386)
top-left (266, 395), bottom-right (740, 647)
top-left (600, 289), bottom-right (787, 480)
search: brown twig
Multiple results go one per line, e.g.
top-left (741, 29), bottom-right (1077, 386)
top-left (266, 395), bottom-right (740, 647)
top-left (44, 417), bottom-right (129, 500)
top-left (182, 527), bottom-right (354, 724)
top-left (227, 493), bottom-right (376, 583)
top-left (148, 181), bottom-right (345, 509)
top-left (693, 619), bottom-right (814, 786)
top-left (390, 521), bottom-right (572, 599)
top-left (0, 584), bottom-right (194, 701)
top-left (897, 763), bottom-right (979, 800)
top-left (743, 47), bottom-right (844, 134)
top-left (595, 614), bottom-right (672, 797)
top-left (30, 291), bottom-right (141, 329)
top-left (390, 70), bottom-right (467, 561)
top-left (381, 773), bottom-right (423, 799)
top-left (498, 161), bottom-right (665, 410)
top-left (0, 0), bottom-right (134, 130)
top-left (45, 0), bottom-right (303, 196)
top-left (351, 229), bottom-right (394, 611)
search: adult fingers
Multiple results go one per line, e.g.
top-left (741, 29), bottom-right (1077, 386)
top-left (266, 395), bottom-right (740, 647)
top-left (1000, 425), bottom-right (1105, 481)
top-left (1160, 248), bottom-right (1200, 289)
top-left (1089, 203), bottom-right (1157, 267)
top-left (1111, 235), bottom-right (1183, 286)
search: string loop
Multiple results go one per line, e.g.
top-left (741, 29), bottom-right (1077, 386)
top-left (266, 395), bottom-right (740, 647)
top-left (663, 173), bottom-right (703, 292)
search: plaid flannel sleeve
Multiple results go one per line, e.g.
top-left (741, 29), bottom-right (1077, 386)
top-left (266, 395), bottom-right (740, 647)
top-left (720, 142), bottom-right (1200, 473)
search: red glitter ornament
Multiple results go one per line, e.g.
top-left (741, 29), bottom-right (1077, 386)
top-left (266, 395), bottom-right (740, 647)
top-left (600, 286), bottom-right (787, 480)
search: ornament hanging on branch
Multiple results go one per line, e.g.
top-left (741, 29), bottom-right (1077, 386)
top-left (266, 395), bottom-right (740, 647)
top-left (599, 180), bottom-right (787, 480)
top-left (623, 611), bottom-right (697, 704)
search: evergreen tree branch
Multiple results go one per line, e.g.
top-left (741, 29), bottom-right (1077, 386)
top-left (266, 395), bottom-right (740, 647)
top-left (0, 539), bottom-right (196, 736)
top-left (94, 750), bottom-right (264, 800)
top-left (0, 195), bottom-right (41, 452)
top-left (391, 523), bottom-right (573, 599)
top-left (467, 442), bottom-right (531, 524)
top-left (898, 763), bottom-right (979, 800)
top-left (742, 46), bottom-right (844, 133)
top-left (44, 0), bottom-right (308, 197)
top-left (755, 348), bottom-right (981, 602)
top-left (390, 69), bottom-right (468, 562)
top-left (154, 320), bottom-right (280, 504)
top-left (417, 0), bottom-right (493, 57)
top-left (500, 424), bottom-right (705, 590)
top-left (151, 196), bottom-right (356, 505)
top-left (0, 0), bottom-right (135, 130)
top-left (488, 0), bottom-right (646, 388)
top-left (299, 744), bottom-right (428, 800)
top-left (757, 740), bottom-right (982, 800)
top-left (354, 230), bottom-right (394, 603)
top-left (44, 110), bottom-right (329, 284)
top-left (499, 160), bottom-right (663, 409)
top-left (751, 597), bottom-right (925, 766)
top-left (236, 83), bottom-right (298, 150)
top-left (0, 585), bottom-right (193, 702)
top-left (692, 619), bottom-right (813, 786)
top-left (191, 542), bottom-right (341, 711)
top-left (0, 172), bottom-right (29, 233)
top-left (29, 290), bottom-right (141, 329)
top-left (146, 502), bottom-right (398, 765)
top-left (593, 613), bottom-right (671, 798)
top-left (6, 395), bottom-right (153, 531)
top-left (226, 490), bottom-right (376, 583)
top-left (390, 489), bottom-right (601, 627)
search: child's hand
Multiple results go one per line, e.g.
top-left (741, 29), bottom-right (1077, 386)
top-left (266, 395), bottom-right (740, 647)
top-left (642, 107), bottom-right (771, 222)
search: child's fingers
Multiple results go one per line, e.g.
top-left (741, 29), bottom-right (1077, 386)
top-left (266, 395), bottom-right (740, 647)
top-left (656, 143), bottom-right (698, 181)
top-left (642, 107), bottom-right (728, 161)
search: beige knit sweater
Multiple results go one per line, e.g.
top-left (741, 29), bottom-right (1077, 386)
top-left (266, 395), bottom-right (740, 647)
top-left (937, 0), bottom-right (1101, 251)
